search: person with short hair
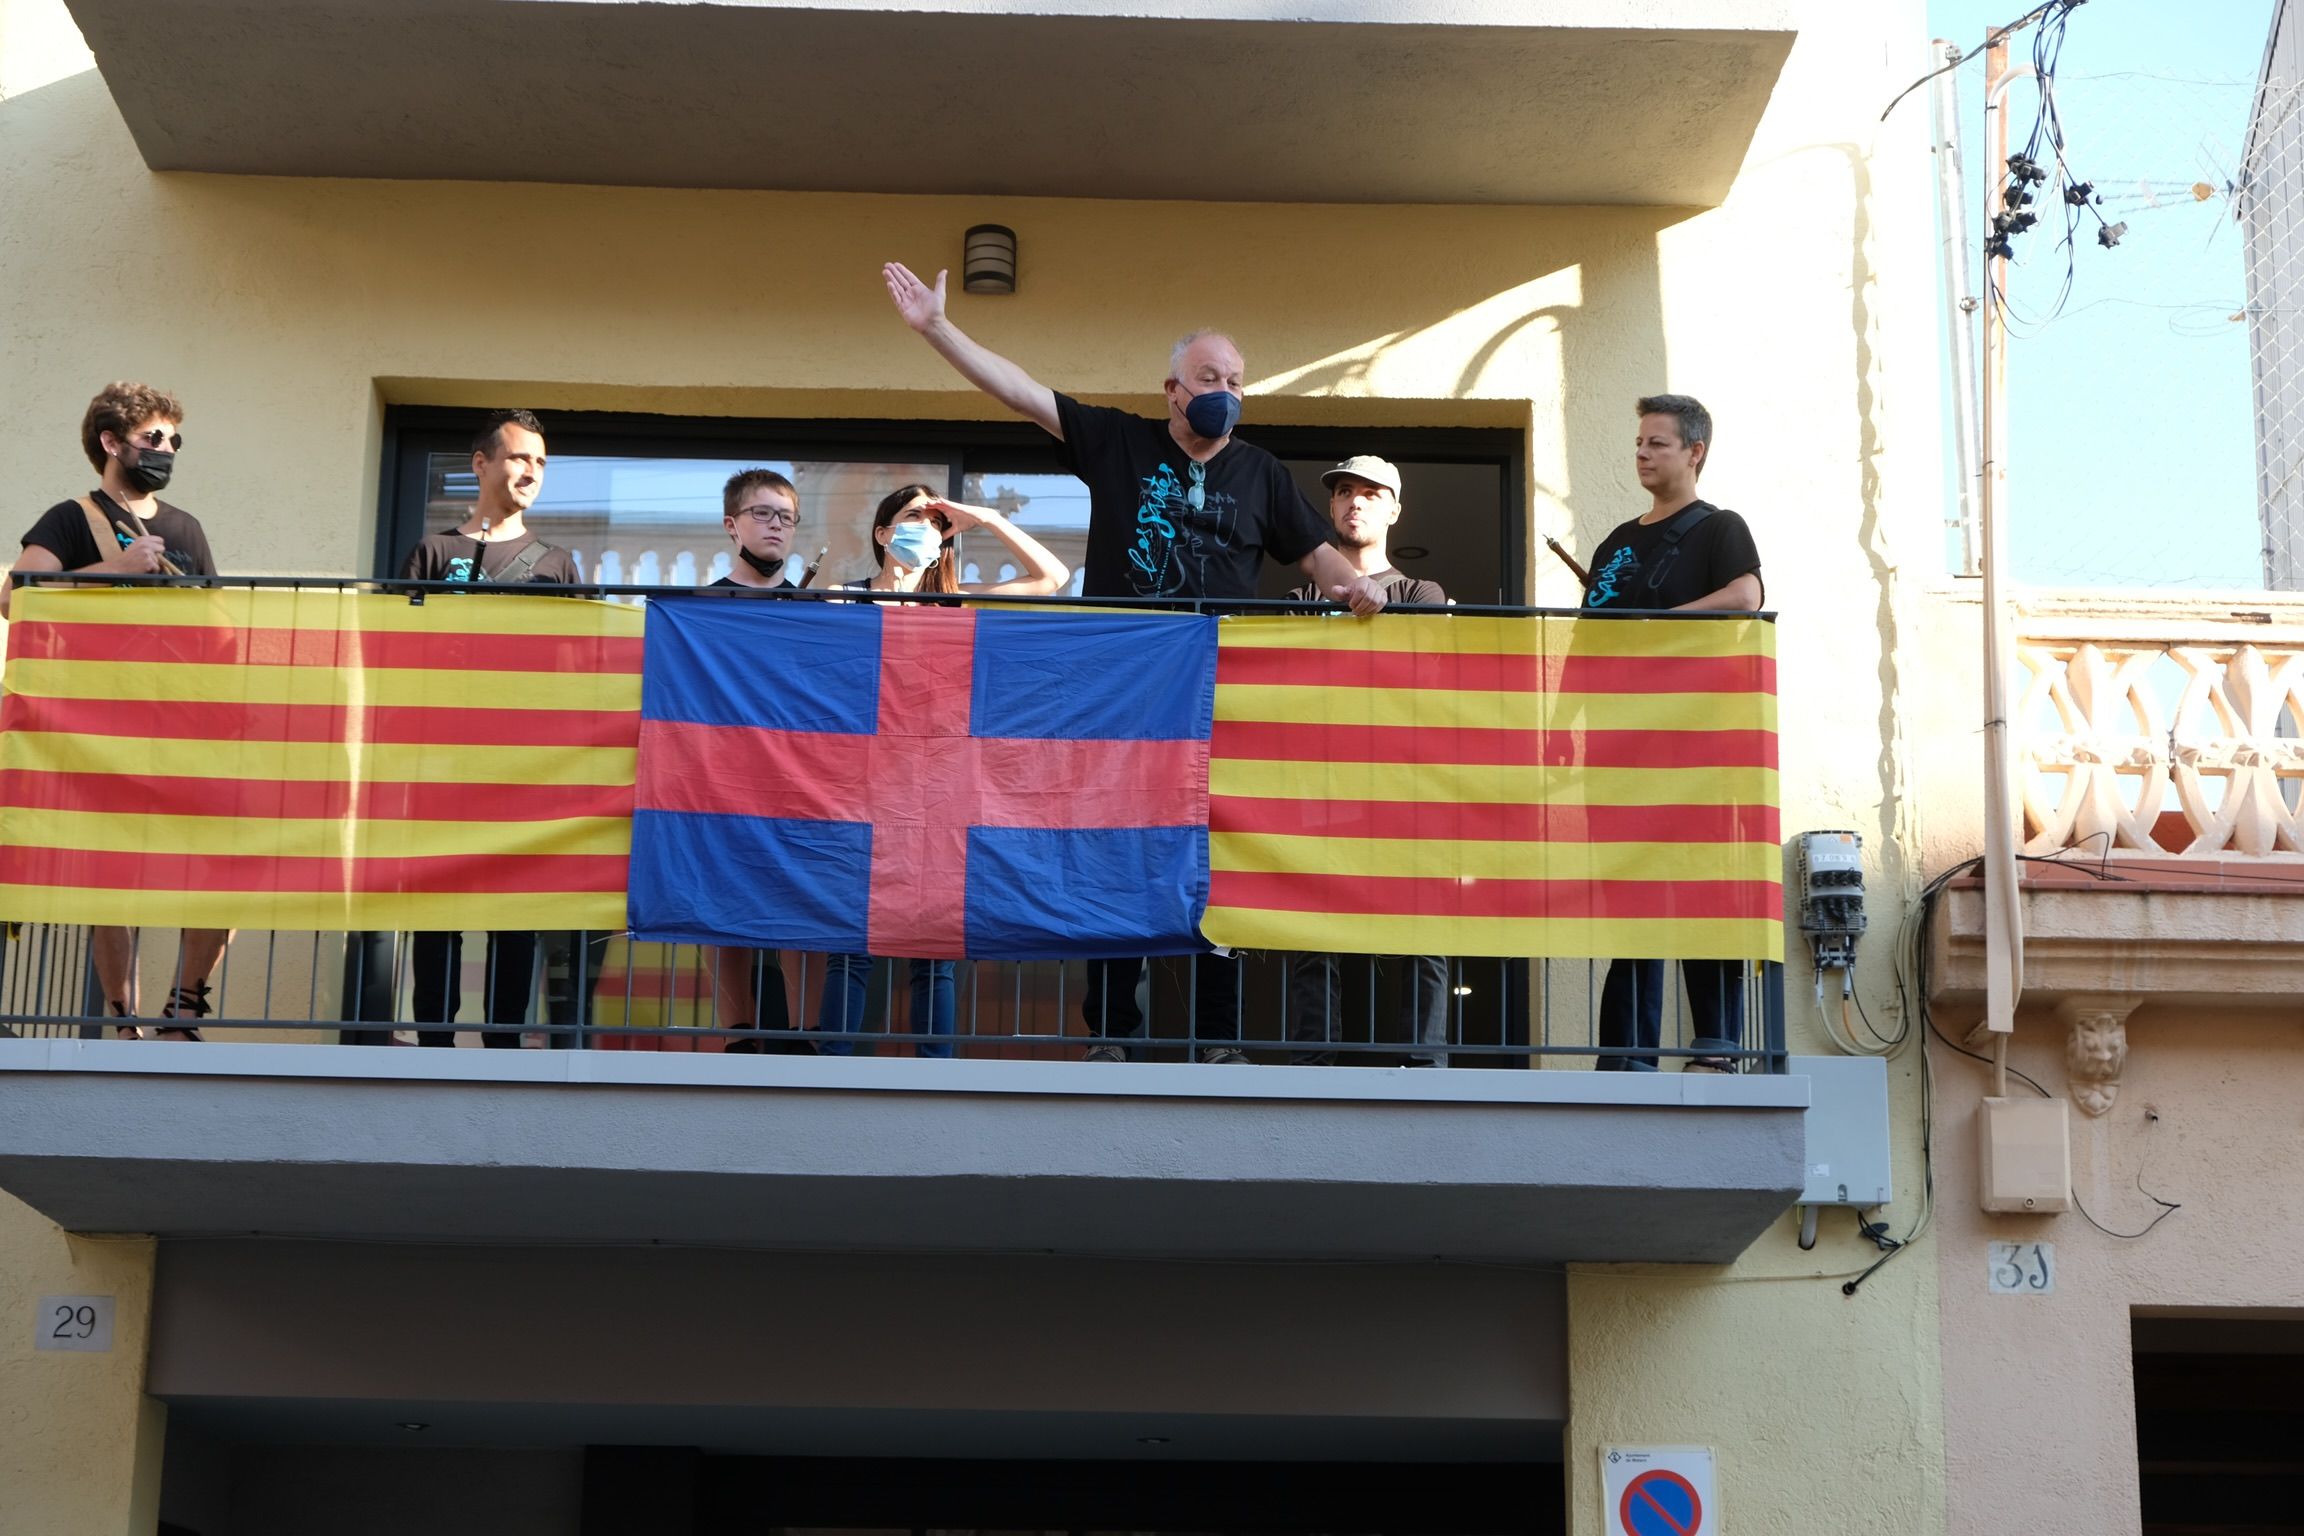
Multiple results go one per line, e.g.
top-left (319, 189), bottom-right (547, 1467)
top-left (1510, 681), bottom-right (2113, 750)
top-left (11, 382), bottom-right (229, 1038)
top-left (1583, 394), bottom-right (1764, 1073)
top-left (698, 467), bottom-right (807, 1050)
top-left (398, 409), bottom-right (577, 1046)
top-left (1283, 456), bottom-right (1452, 1066)
top-left (713, 468), bottom-right (802, 591)
top-left (811, 482), bottom-right (1073, 1058)
top-left (884, 261), bottom-right (1388, 1064)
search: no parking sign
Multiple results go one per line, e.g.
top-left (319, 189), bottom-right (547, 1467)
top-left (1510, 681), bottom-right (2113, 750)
top-left (1601, 1446), bottom-right (1716, 1536)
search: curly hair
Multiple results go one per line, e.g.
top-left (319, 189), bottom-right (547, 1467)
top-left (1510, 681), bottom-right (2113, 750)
top-left (81, 381), bottom-right (184, 473)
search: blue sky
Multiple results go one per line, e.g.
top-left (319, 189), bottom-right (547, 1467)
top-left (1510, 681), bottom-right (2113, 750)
top-left (1924, 0), bottom-right (2278, 587)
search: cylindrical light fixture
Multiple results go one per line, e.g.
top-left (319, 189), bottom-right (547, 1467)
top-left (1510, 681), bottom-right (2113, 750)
top-left (963, 224), bottom-right (1017, 294)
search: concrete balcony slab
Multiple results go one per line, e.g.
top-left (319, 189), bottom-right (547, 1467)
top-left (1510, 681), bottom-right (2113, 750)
top-left (0, 1040), bottom-right (1806, 1264)
top-left (66, 0), bottom-right (1794, 205)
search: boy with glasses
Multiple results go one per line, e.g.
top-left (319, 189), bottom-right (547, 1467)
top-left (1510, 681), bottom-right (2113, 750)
top-left (713, 468), bottom-right (801, 590)
top-left (10, 381), bottom-right (229, 1037)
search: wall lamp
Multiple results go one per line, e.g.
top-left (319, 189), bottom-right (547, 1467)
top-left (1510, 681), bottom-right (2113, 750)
top-left (964, 224), bottom-right (1017, 294)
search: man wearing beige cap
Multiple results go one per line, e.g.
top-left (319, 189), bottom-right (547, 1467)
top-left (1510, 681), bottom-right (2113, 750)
top-left (1286, 456), bottom-right (1452, 1065)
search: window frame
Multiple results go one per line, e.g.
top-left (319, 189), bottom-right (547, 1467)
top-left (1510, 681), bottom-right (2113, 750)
top-left (376, 406), bottom-right (1527, 600)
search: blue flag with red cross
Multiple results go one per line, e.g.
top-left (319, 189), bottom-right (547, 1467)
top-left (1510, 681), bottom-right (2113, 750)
top-left (629, 598), bottom-right (1217, 959)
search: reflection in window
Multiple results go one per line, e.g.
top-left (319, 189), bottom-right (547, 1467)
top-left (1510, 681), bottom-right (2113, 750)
top-left (419, 454), bottom-right (949, 598)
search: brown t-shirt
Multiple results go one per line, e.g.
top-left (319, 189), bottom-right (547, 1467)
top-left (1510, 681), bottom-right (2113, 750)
top-left (1288, 567), bottom-right (1447, 606)
top-left (401, 528), bottom-right (579, 585)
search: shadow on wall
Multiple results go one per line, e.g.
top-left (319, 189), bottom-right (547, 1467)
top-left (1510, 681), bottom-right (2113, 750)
top-left (1236, 208), bottom-right (1678, 609)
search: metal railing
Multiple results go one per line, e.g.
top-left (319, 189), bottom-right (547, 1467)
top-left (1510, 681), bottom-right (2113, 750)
top-left (0, 574), bottom-right (1787, 1071)
top-left (0, 922), bottom-right (1787, 1071)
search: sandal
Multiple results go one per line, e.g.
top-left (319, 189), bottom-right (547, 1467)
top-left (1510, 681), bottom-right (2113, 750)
top-left (108, 1000), bottom-right (142, 1041)
top-left (1684, 1055), bottom-right (1737, 1074)
top-left (155, 983), bottom-right (210, 1043)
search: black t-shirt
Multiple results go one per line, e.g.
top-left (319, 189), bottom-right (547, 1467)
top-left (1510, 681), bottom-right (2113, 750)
top-left (1581, 499), bottom-right (1763, 611)
top-left (708, 574), bottom-right (792, 590)
top-left (1288, 567), bottom-right (1447, 606)
top-left (1052, 393), bottom-right (1330, 601)
top-left (21, 492), bottom-right (218, 577)
top-left (401, 528), bottom-right (580, 585)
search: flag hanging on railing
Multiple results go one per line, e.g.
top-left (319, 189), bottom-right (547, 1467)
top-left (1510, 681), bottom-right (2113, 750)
top-left (0, 586), bottom-right (641, 930)
top-left (628, 599), bottom-right (1216, 959)
top-left (0, 590), bottom-right (1778, 961)
top-left (1201, 614), bottom-right (1781, 961)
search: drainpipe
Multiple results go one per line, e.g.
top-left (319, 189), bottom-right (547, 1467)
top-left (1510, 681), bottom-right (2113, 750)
top-left (1978, 38), bottom-right (2032, 1048)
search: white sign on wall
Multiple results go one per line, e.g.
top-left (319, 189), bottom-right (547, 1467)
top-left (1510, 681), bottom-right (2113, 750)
top-left (1602, 1445), bottom-right (1716, 1536)
top-left (34, 1295), bottom-right (114, 1352)
top-left (1988, 1241), bottom-right (2056, 1294)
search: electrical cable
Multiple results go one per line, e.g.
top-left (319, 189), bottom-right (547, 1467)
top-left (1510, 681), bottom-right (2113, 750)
top-left (1879, 0), bottom-right (2068, 123)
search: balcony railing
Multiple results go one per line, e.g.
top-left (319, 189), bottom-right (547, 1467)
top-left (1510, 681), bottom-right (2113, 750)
top-left (2019, 602), bottom-right (2304, 858)
top-left (0, 922), bottom-right (1786, 1069)
top-left (0, 576), bottom-right (1788, 1072)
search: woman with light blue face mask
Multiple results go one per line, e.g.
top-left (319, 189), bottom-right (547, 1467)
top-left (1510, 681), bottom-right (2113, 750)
top-left (816, 484), bottom-right (1072, 1058)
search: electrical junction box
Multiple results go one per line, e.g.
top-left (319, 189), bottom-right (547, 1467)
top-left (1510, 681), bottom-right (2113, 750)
top-left (1979, 1095), bottom-right (2072, 1213)
top-left (1797, 830), bottom-right (1867, 969)
top-left (1792, 1054), bottom-right (1893, 1207)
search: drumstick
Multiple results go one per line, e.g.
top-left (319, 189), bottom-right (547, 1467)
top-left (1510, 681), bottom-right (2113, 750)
top-left (110, 519), bottom-right (184, 577)
top-left (1543, 534), bottom-right (1590, 589)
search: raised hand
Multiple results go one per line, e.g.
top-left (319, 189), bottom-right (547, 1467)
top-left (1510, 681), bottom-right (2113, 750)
top-left (883, 262), bottom-right (947, 334)
top-left (921, 496), bottom-right (990, 533)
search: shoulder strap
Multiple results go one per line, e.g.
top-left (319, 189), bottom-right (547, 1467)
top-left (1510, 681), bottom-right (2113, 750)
top-left (476, 539), bottom-right (555, 586)
top-left (74, 496), bottom-right (113, 555)
top-left (75, 494), bottom-right (185, 577)
top-left (1655, 501), bottom-right (1718, 548)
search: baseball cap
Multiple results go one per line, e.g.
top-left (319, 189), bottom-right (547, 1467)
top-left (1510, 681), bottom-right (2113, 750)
top-left (1320, 455), bottom-right (1403, 495)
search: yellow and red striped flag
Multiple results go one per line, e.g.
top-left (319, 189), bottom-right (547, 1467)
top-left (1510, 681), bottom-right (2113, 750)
top-left (0, 586), bottom-right (641, 931)
top-left (1203, 613), bottom-right (1781, 960)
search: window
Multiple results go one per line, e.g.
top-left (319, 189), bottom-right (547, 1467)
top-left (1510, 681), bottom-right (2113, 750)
top-left (379, 409), bottom-right (1524, 603)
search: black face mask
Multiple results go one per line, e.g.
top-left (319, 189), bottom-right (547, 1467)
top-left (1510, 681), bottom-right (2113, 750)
top-left (123, 449), bottom-right (174, 493)
top-left (738, 546), bottom-right (784, 579)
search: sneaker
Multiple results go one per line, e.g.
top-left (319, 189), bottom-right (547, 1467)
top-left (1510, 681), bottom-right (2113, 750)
top-left (1083, 1044), bottom-right (1128, 1063)
top-left (1198, 1046), bottom-right (1252, 1065)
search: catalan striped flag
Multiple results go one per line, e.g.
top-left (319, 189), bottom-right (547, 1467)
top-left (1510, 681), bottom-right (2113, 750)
top-left (630, 598), bottom-right (1214, 960)
top-left (0, 586), bottom-right (642, 931)
top-left (1202, 613), bottom-right (1781, 960)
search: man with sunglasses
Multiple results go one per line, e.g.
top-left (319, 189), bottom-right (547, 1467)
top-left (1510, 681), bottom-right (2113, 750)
top-left (885, 261), bottom-right (1388, 1065)
top-left (1582, 394), bottom-right (1763, 1074)
top-left (10, 382), bottom-right (227, 1037)
top-left (8, 381), bottom-right (215, 618)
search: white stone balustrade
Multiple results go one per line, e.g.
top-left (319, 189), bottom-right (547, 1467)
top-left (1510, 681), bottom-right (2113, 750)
top-left (2018, 603), bottom-right (2304, 858)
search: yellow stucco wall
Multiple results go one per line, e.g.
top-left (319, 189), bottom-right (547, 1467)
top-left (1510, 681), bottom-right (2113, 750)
top-left (1, 0), bottom-right (1950, 1529)
top-left (0, 1191), bottom-right (163, 1535)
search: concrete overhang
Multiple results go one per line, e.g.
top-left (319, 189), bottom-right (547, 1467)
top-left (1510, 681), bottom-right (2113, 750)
top-left (65, 0), bottom-right (1796, 205)
top-left (1926, 860), bottom-right (2304, 1022)
top-left (0, 1041), bottom-right (1806, 1264)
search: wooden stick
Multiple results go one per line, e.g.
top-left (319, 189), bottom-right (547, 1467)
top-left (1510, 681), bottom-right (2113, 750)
top-left (111, 519), bottom-right (184, 577)
top-left (1542, 534), bottom-right (1590, 589)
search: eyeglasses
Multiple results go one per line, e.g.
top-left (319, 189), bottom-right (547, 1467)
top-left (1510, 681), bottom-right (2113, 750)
top-left (737, 506), bottom-right (800, 528)
top-left (1186, 460), bottom-right (1206, 513)
top-left (121, 429), bottom-right (182, 452)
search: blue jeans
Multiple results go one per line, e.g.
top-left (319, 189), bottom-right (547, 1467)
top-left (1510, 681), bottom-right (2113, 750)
top-left (816, 954), bottom-right (956, 1058)
top-left (1596, 958), bottom-right (1744, 1071)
